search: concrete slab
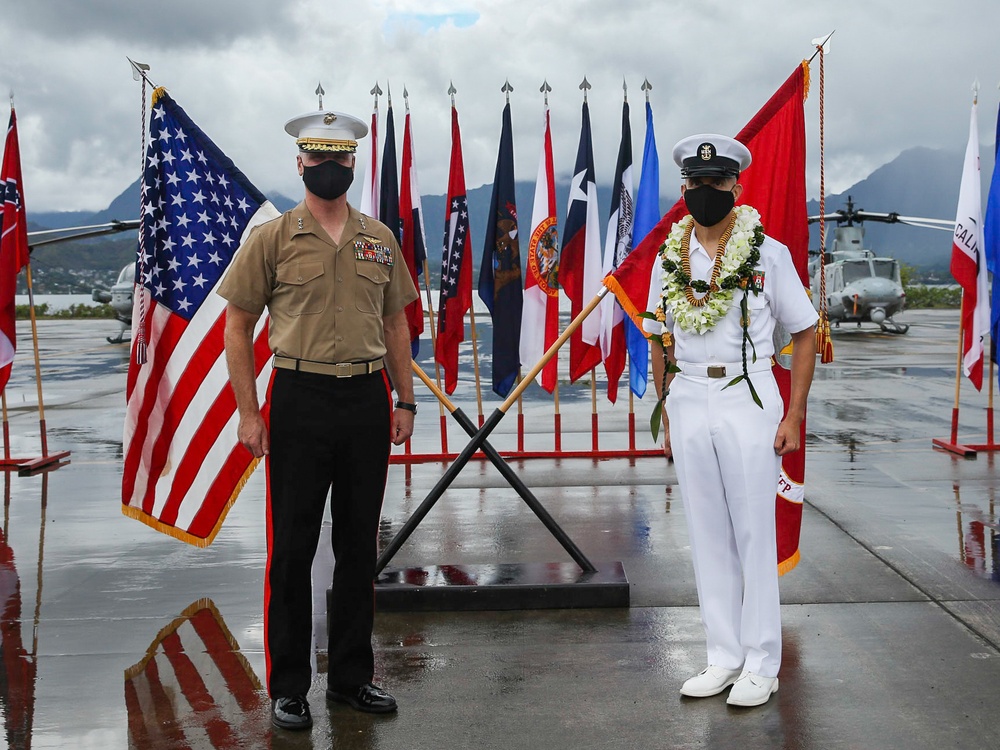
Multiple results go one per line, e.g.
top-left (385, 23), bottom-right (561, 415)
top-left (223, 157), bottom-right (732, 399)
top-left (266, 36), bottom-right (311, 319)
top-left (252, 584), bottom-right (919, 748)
top-left (0, 312), bottom-right (998, 749)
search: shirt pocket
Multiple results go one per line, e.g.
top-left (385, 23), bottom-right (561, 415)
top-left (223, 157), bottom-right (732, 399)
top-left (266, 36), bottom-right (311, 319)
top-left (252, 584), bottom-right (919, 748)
top-left (355, 261), bottom-right (390, 314)
top-left (276, 261), bottom-right (326, 316)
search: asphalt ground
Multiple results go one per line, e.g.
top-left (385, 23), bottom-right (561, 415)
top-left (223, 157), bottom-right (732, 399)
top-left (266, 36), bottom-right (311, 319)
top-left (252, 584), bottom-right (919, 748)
top-left (1, 308), bottom-right (998, 749)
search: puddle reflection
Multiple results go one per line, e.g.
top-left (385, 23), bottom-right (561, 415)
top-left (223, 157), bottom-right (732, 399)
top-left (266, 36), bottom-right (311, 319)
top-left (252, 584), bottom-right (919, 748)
top-left (124, 599), bottom-right (267, 749)
top-left (0, 472), bottom-right (45, 750)
top-left (953, 484), bottom-right (1000, 583)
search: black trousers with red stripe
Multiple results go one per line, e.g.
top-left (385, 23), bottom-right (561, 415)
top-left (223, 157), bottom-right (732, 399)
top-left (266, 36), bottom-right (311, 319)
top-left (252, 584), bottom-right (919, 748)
top-left (265, 367), bottom-right (392, 698)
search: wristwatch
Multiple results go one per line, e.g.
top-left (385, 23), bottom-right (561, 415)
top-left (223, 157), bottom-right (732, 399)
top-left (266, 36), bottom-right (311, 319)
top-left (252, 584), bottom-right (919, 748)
top-left (395, 401), bottom-right (418, 414)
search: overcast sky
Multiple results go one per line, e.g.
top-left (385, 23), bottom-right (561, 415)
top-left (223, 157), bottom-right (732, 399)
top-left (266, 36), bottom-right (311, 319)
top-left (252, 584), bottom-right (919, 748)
top-left (2, 0), bottom-right (998, 214)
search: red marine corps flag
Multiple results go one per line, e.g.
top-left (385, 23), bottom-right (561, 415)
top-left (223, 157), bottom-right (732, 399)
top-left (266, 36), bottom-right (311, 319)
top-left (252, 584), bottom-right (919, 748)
top-left (122, 88), bottom-right (279, 545)
top-left (0, 110), bottom-right (31, 394)
top-left (604, 63), bottom-right (811, 574)
top-left (435, 99), bottom-right (474, 395)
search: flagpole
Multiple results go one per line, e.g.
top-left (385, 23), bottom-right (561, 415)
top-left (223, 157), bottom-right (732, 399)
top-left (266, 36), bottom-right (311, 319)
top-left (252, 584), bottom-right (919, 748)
top-left (553, 380), bottom-right (561, 452)
top-left (1, 391), bottom-right (9, 462)
top-left (590, 372), bottom-right (598, 450)
top-left (951, 316), bottom-right (964, 444)
top-left (422, 257), bottom-right (449, 453)
top-left (23, 263), bottom-right (48, 457)
top-left (469, 304), bottom-right (485, 426)
top-left (628, 383), bottom-right (636, 452)
top-left (516, 371), bottom-right (524, 452)
top-left (404, 86), bottom-right (448, 453)
top-left (813, 33), bottom-right (835, 362)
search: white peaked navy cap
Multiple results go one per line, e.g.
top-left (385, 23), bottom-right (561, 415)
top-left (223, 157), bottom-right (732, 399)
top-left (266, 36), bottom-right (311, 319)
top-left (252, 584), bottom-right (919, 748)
top-left (672, 134), bottom-right (752, 177)
top-left (284, 109), bottom-right (368, 153)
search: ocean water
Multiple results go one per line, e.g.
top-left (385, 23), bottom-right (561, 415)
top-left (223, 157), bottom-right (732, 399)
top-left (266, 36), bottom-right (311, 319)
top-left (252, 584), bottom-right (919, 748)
top-left (15, 294), bottom-right (104, 311)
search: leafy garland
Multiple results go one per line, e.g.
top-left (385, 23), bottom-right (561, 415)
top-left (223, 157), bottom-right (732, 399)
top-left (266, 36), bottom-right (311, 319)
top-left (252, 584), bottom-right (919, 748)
top-left (648, 206), bottom-right (767, 439)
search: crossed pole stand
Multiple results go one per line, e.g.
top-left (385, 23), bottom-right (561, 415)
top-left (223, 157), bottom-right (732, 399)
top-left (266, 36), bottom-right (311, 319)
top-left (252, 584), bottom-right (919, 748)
top-left (372, 288), bottom-right (630, 611)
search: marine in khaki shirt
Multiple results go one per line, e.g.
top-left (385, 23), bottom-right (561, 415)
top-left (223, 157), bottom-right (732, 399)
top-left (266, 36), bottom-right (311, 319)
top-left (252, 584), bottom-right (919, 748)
top-left (219, 201), bottom-right (418, 365)
top-left (220, 105), bottom-right (416, 731)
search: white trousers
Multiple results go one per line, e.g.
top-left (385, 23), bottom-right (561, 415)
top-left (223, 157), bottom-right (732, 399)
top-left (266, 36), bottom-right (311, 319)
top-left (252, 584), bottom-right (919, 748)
top-left (666, 369), bottom-right (784, 678)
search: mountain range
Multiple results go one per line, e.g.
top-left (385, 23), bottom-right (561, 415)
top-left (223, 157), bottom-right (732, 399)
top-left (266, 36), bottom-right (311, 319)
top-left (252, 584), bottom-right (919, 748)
top-left (24, 145), bottom-right (981, 294)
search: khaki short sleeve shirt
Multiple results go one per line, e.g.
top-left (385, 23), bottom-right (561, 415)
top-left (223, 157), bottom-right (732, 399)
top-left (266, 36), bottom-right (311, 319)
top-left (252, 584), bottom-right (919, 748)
top-left (217, 202), bottom-right (418, 363)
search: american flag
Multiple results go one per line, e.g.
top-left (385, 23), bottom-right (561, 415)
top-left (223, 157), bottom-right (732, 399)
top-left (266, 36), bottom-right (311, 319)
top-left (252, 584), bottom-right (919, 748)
top-left (122, 88), bottom-right (278, 546)
top-left (435, 104), bottom-right (473, 395)
top-left (125, 599), bottom-right (266, 748)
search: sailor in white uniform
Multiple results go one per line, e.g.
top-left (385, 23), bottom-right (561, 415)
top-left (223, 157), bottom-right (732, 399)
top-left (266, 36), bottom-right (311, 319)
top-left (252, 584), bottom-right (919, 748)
top-left (649, 134), bottom-right (818, 707)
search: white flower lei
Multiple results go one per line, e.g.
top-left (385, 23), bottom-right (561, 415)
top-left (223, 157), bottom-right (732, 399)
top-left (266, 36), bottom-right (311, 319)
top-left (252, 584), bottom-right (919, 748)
top-left (658, 205), bottom-right (763, 335)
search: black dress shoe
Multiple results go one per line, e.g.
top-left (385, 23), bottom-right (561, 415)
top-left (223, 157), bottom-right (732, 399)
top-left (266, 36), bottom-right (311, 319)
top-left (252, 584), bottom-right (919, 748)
top-left (326, 682), bottom-right (398, 714)
top-left (271, 695), bottom-right (313, 730)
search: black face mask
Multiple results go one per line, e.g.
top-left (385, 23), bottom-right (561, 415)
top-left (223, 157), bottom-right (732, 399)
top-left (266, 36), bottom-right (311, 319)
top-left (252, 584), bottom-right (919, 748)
top-left (683, 184), bottom-right (736, 227)
top-left (302, 159), bottom-right (354, 200)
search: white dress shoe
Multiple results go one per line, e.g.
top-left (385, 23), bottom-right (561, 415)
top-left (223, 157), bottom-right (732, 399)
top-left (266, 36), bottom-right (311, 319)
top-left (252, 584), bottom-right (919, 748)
top-left (679, 665), bottom-right (744, 697)
top-left (726, 671), bottom-right (778, 706)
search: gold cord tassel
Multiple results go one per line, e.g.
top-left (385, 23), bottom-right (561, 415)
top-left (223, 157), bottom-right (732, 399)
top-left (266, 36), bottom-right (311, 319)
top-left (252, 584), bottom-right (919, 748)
top-left (815, 315), bottom-right (834, 363)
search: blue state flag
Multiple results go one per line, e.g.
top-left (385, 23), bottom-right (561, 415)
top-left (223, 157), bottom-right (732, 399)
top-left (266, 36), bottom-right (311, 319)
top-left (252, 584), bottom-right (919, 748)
top-left (627, 100), bottom-right (660, 399)
top-left (985, 101), bottom-right (1000, 371)
top-left (478, 102), bottom-right (523, 397)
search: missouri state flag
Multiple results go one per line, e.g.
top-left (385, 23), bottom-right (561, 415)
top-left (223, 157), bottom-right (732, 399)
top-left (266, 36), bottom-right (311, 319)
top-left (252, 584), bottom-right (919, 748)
top-left (435, 104), bottom-right (473, 395)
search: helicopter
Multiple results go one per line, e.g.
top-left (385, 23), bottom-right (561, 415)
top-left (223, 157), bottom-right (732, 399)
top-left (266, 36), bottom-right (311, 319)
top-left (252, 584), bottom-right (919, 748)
top-left (807, 197), bottom-right (954, 334)
top-left (27, 219), bottom-right (139, 344)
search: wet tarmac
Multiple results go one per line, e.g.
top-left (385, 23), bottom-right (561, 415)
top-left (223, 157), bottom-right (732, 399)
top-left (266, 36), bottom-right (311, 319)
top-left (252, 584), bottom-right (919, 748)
top-left (1, 309), bottom-right (999, 749)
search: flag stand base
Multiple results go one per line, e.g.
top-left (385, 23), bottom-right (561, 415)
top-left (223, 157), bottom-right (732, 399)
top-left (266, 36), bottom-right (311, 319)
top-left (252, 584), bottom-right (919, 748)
top-left (334, 561), bottom-right (629, 613)
top-left (931, 439), bottom-right (977, 457)
top-left (962, 442), bottom-right (1000, 452)
top-left (0, 451), bottom-right (71, 475)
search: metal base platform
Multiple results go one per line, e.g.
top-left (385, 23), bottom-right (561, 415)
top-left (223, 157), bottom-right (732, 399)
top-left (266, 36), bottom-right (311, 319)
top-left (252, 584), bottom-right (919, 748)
top-left (367, 561), bottom-right (629, 612)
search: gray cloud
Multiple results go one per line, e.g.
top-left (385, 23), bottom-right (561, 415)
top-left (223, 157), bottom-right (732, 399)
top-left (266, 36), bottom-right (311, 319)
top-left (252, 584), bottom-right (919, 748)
top-left (4, 0), bottom-right (300, 48)
top-left (1, 0), bottom-right (998, 214)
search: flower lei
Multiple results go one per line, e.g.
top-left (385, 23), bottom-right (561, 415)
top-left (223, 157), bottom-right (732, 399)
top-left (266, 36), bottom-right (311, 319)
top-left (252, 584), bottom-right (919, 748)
top-left (657, 205), bottom-right (764, 334)
top-left (649, 206), bottom-right (766, 437)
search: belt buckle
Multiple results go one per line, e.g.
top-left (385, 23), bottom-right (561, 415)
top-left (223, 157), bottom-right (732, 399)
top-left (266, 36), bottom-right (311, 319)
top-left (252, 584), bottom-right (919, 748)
top-left (706, 365), bottom-right (727, 378)
top-left (333, 363), bottom-right (353, 378)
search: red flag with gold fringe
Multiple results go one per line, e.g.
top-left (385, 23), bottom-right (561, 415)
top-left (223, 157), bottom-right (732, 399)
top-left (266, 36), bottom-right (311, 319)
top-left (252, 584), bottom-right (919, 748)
top-left (604, 62), bottom-right (811, 574)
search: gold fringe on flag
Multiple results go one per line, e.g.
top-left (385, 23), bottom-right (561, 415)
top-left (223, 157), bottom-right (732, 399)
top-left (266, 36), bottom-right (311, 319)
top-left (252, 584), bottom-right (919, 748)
top-left (120, 456), bottom-right (262, 548)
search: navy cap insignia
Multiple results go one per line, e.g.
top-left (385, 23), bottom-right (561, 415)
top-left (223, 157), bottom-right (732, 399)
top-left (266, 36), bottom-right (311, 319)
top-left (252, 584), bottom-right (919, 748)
top-left (699, 143), bottom-right (715, 161)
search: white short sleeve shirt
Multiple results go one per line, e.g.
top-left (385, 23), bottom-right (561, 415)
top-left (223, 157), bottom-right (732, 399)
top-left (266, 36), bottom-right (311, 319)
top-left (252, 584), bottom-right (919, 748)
top-left (644, 230), bottom-right (818, 362)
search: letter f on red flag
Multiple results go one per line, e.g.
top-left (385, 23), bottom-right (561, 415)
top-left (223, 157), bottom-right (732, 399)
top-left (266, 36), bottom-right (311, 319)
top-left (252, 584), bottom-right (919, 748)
top-left (0, 110), bottom-right (31, 394)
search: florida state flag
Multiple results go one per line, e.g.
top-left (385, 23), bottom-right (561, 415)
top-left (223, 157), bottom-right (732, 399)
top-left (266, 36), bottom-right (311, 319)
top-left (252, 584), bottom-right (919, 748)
top-left (604, 62), bottom-right (811, 574)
